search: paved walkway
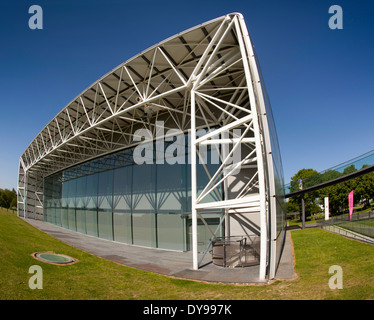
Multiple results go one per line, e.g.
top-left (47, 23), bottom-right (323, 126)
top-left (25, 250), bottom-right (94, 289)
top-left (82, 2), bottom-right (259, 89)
top-left (25, 218), bottom-right (295, 284)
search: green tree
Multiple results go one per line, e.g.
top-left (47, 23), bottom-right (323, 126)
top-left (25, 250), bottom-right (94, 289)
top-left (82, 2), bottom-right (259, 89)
top-left (343, 164), bottom-right (357, 175)
top-left (0, 188), bottom-right (17, 209)
top-left (286, 200), bottom-right (299, 213)
top-left (10, 197), bottom-right (17, 209)
top-left (319, 169), bottom-right (342, 184)
top-left (354, 169), bottom-right (374, 208)
top-left (287, 168), bottom-right (321, 217)
top-left (319, 165), bottom-right (374, 215)
top-left (288, 164), bottom-right (374, 217)
top-left (0, 192), bottom-right (7, 208)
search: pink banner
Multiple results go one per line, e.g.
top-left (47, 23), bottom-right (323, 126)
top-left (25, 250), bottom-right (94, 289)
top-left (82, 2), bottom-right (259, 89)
top-left (348, 190), bottom-right (354, 220)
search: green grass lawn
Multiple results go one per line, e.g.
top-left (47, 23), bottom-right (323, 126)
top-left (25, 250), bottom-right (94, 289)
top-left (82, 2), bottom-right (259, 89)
top-left (1, 209), bottom-right (374, 300)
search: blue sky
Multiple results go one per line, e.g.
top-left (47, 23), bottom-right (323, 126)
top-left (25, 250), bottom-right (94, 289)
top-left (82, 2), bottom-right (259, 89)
top-left (0, 0), bottom-right (373, 190)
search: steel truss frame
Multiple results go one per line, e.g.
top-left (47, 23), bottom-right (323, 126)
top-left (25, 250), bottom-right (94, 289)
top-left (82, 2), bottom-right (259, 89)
top-left (18, 13), bottom-right (280, 281)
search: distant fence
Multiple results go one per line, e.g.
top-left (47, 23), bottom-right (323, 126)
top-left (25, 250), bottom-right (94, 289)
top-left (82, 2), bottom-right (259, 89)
top-left (319, 211), bottom-right (374, 243)
top-left (335, 219), bottom-right (374, 239)
top-left (0, 207), bottom-right (17, 214)
top-left (324, 210), bottom-right (373, 224)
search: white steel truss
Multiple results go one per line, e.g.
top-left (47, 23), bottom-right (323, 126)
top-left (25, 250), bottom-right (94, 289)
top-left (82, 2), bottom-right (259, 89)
top-left (18, 13), bottom-right (283, 281)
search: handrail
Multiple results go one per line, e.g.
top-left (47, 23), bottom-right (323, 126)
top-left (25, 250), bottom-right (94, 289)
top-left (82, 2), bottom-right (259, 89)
top-left (285, 164), bottom-right (374, 198)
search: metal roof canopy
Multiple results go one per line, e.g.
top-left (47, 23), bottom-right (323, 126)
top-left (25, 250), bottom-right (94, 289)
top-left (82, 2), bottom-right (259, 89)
top-left (18, 13), bottom-right (282, 281)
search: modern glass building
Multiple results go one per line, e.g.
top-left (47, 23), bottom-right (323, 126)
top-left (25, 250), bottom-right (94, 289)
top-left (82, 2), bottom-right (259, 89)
top-left (43, 136), bottom-right (221, 252)
top-left (18, 13), bottom-right (286, 281)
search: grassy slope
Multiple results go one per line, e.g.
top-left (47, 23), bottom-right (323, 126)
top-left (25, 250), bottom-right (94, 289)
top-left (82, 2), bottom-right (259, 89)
top-left (0, 209), bottom-right (373, 300)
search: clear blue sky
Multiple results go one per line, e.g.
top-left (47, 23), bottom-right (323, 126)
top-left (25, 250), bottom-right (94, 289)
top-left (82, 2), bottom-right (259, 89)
top-left (0, 0), bottom-right (373, 190)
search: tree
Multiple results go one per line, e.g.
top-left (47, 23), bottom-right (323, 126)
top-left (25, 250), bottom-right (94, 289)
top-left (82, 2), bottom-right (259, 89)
top-left (0, 193), bottom-right (7, 208)
top-left (318, 169), bottom-right (344, 215)
top-left (287, 164), bottom-right (374, 217)
top-left (314, 164), bottom-right (374, 215)
top-left (0, 188), bottom-right (17, 209)
top-left (287, 169), bottom-right (321, 217)
top-left (286, 200), bottom-right (299, 213)
top-left (343, 164), bottom-right (357, 175)
top-left (10, 196), bottom-right (17, 209)
top-left (354, 169), bottom-right (374, 208)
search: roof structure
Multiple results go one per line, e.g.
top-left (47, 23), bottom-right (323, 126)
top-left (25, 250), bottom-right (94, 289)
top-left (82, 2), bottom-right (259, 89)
top-left (20, 14), bottom-right (246, 176)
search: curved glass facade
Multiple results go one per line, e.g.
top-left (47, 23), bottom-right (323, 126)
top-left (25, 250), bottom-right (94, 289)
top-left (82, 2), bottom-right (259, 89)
top-left (43, 133), bottom-right (222, 251)
top-left (253, 50), bottom-right (286, 273)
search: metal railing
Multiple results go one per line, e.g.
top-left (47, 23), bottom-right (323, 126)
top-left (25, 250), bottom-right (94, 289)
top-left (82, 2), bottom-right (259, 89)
top-left (211, 235), bottom-right (260, 268)
top-left (318, 211), bottom-right (374, 244)
top-left (285, 149), bottom-right (374, 195)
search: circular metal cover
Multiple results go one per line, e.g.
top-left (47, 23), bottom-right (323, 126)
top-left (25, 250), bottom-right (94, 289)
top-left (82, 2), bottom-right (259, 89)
top-left (32, 252), bottom-right (78, 265)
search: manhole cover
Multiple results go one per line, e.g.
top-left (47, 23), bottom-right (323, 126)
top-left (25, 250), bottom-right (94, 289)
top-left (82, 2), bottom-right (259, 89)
top-left (32, 252), bottom-right (78, 265)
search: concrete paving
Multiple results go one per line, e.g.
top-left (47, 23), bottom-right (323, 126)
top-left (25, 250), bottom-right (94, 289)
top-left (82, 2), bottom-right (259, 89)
top-left (25, 218), bottom-right (295, 284)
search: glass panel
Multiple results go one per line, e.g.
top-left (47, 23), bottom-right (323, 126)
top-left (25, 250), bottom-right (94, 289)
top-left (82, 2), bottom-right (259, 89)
top-left (98, 169), bottom-right (113, 240)
top-left (156, 161), bottom-right (185, 215)
top-left (132, 213), bottom-right (156, 247)
top-left (186, 213), bottom-right (221, 252)
top-left (113, 212), bottom-right (132, 243)
top-left (186, 136), bottom-right (222, 213)
top-left (99, 211), bottom-right (112, 239)
top-left (61, 179), bottom-right (68, 228)
top-left (76, 176), bottom-right (86, 234)
top-left (67, 178), bottom-right (77, 231)
top-left (196, 145), bottom-right (221, 204)
top-left (254, 50), bottom-right (286, 269)
top-left (51, 174), bottom-right (62, 226)
top-left (43, 176), bottom-right (52, 223)
top-left (85, 208), bottom-right (98, 236)
top-left (61, 208), bottom-right (69, 228)
top-left (68, 208), bottom-right (76, 231)
top-left (132, 142), bottom-right (156, 247)
top-left (157, 213), bottom-right (185, 250)
top-left (113, 163), bottom-right (133, 243)
top-left (85, 173), bottom-right (98, 237)
top-left (76, 209), bottom-right (86, 234)
top-left (132, 158), bottom-right (156, 214)
top-left (156, 146), bottom-right (187, 250)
